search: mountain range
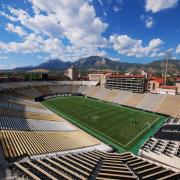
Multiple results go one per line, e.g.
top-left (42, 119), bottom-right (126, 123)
top-left (15, 56), bottom-right (180, 74)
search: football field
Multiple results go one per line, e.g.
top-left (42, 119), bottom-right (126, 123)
top-left (42, 96), bottom-right (166, 153)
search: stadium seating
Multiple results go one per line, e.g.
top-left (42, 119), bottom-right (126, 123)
top-left (0, 108), bottom-right (62, 121)
top-left (77, 85), bottom-right (87, 94)
top-left (35, 85), bottom-right (52, 95)
top-left (10, 151), bottom-right (180, 179)
top-left (0, 117), bottom-right (76, 132)
top-left (112, 91), bottom-right (133, 104)
top-left (101, 89), bottom-right (120, 102)
top-left (0, 81), bottom-right (180, 179)
top-left (93, 87), bottom-right (109, 100)
top-left (16, 87), bottom-right (43, 99)
top-left (85, 86), bottom-right (100, 98)
top-left (136, 93), bottom-right (165, 112)
top-left (6, 96), bottom-right (46, 109)
top-left (71, 85), bottom-right (80, 94)
top-left (156, 95), bottom-right (180, 117)
top-left (49, 85), bottom-right (67, 94)
top-left (0, 101), bottom-right (53, 115)
top-left (154, 124), bottom-right (180, 141)
top-left (141, 137), bottom-right (179, 157)
top-left (140, 133), bottom-right (180, 170)
top-left (123, 93), bottom-right (147, 107)
top-left (0, 130), bottom-right (100, 159)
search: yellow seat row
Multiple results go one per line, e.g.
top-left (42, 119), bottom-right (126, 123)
top-left (0, 130), bottom-right (100, 158)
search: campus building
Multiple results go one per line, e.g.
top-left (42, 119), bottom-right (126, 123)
top-left (157, 86), bottom-right (177, 95)
top-left (88, 72), bottom-right (111, 86)
top-left (105, 74), bottom-right (146, 93)
top-left (175, 78), bottom-right (180, 94)
top-left (66, 66), bottom-right (79, 80)
top-left (147, 77), bottom-right (165, 93)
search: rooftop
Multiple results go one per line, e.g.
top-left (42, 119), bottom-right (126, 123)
top-left (108, 74), bottom-right (145, 78)
top-left (159, 85), bottom-right (177, 90)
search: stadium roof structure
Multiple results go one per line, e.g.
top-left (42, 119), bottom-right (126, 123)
top-left (107, 74), bottom-right (145, 78)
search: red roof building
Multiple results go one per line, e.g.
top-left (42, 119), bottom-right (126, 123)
top-left (158, 85), bottom-right (177, 95)
top-left (159, 85), bottom-right (177, 90)
top-left (147, 77), bottom-right (165, 93)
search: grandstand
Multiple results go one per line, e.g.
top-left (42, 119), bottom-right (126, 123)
top-left (137, 93), bottom-right (165, 112)
top-left (10, 151), bottom-right (180, 179)
top-left (84, 86), bottom-right (180, 117)
top-left (139, 117), bottom-right (180, 171)
top-left (0, 81), bottom-right (179, 179)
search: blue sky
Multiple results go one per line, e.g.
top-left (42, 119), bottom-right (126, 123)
top-left (0, 0), bottom-right (180, 69)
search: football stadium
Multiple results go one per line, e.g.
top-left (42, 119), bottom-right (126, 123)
top-left (0, 0), bottom-right (180, 179)
top-left (0, 81), bottom-right (180, 179)
top-left (42, 96), bottom-right (165, 154)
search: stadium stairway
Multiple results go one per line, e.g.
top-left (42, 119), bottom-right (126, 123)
top-left (9, 151), bottom-right (180, 180)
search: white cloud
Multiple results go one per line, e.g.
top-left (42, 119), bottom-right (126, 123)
top-left (1, 1), bottom-right (108, 48)
top-left (117, 0), bottom-right (123, 3)
top-left (28, 14), bottom-right (64, 37)
top-left (150, 52), bottom-right (165, 58)
top-left (110, 34), bottom-right (164, 58)
top-left (3, 7), bottom-right (64, 38)
top-left (0, 31), bottom-right (106, 62)
top-left (145, 16), bottom-right (154, 28)
top-left (0, 11), bottom-right (17, 22)
top-left (141, 15), bottom-right (154, 28)
top-left (0, 64), bottom-right (16, 70)
top-left (0, 33), bottom-right (64, 55)
top-left (29, 0), bottom-right (108, 47)
top-left (98, 0), bottom-right (104, 7)
top-left (150, 48), bottom-right (173, 58)
top-left (176, 44), bottom-right (180, 54)
top-left (145, 0), bottom-right (179, 13)
top-left (5, 23), bottom-right (27, 36)
top-left (113, 6), bottom-right (121, 12)
top-left (0, 56), bottom-right (8, 60)
top-left (166, 48), bottom-right (173, 53)
top-left (113, 0), bottom-right (123, 12)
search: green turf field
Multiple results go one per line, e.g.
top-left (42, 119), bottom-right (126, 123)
top-left (42, 96), bottom-right (166, 154)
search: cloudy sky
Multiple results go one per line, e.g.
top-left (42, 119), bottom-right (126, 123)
top-left (0, 0), bottom-right (180, 69)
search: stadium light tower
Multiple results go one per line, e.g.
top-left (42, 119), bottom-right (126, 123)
top-left (164, 51), bottom-right (171, 86)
